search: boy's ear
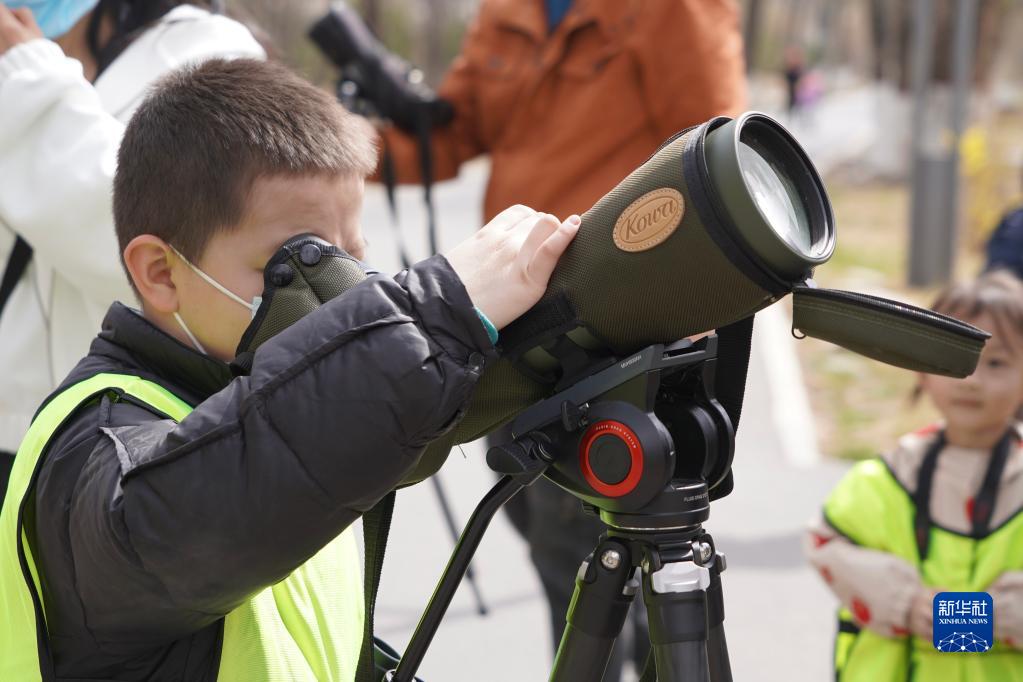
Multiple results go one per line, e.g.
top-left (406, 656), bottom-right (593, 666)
top-left (123, 235), bottom-right (180, 314)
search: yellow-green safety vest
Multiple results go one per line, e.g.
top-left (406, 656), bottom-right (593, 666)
top-left (826, 457), bottom-right (1023, 682)
top-left (0, 373), bottom-right (365, 681)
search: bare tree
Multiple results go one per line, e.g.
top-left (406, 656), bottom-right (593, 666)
top-left (868, 0), bottom-right (1011, 90)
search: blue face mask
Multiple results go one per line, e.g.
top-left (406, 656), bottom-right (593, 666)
top-left (3, 0), bottom-right (100, 39)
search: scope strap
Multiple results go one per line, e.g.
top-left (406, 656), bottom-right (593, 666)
top-left (499, 293), bottom-right (578, 360)
top-left (0, 236), bottom-right (32, 322)
top-left (713, 316), bottom-right (754, 435)
top-left (380, 139), bottom-right (413, 270)
top-left (415, 108), bottom-right (439, 257)
top-left (380, 106), bottom-right (440, 272)
top-left (356, 490), bottom-right (396, 682)
top-left (704, 316), bottom-right (754, 500)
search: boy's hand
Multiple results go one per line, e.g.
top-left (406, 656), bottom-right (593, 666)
top-left (446, 205), bottom-right (580, 330)
top-left (0, 6), bottom-right (42, 55)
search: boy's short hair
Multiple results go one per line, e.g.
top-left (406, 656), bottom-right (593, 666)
top-left (114, 58), bottom-right (378, 263)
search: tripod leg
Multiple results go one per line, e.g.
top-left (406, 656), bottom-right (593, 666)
top-left (644, 560), bottom-right (712, 682)
top-left (392, 475), bottom-right (534, 682)
top-left (706, 553), bottom-right (732, 682)
top-left (430, 474), bottom-right (488, 615)
top-left (550, 538), bottom-right (637, 682)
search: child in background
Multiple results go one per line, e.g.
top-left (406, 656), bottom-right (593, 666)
top-left (806, 270), bottom-right (1023, 681)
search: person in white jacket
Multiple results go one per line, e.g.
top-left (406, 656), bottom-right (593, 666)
top-left (0, 1), bottom-right (264, 482)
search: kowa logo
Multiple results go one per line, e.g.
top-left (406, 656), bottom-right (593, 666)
top-left (622, 198), bottom-right (680, 240)
top-left (613, 188), bottom-right (684, 253)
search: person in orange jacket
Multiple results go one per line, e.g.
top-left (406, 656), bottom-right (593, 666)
top-left (382, 0), bottom-right (745, 222)
top-left (376, 1), bottom-right (746, 677)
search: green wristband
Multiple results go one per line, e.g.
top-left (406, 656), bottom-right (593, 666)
top-left (475, 307), bottom-right (499, 345)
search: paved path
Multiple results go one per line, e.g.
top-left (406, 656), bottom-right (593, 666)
top-left (360, 160), bottom-right (853, 681)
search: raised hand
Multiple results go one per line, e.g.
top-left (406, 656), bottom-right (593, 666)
top-left (445, 204), bottom-right (580, 330)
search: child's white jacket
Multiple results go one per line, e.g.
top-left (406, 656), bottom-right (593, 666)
top-left (0, 6), bottom-right (264, 452)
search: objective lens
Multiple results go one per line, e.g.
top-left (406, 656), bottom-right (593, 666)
top-left (703, 112), bottom-right (834, 282)
top-left (737, 135), bottom-right (813, 256)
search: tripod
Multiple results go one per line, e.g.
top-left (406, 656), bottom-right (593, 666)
top-left (387, 334), bottom-right (738, 682)
top-left (552, 488), bottom-right (730, 682)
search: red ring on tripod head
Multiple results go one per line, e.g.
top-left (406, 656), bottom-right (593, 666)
top-left (579, 420), bottom-right (644, 497)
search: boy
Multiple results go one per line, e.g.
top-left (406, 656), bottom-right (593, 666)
top-left (0, 58), bottom-right (578, 680)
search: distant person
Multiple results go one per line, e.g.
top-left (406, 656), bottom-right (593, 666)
top-left (374, 1), bottom-right (746, 677)
top-left (984, 171), bottom-right (1023, 279)
top-left (806, 270), bottom-right (1023, 681)
top-left (783, 45), bottom-right (804, 115)
top-left (0, 1), bottom-right (264, 495)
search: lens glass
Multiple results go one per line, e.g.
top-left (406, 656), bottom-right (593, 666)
top-left (737, 136), bottom-right (813, 255)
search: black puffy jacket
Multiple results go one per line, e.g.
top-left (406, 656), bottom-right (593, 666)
top-left (26, 256), bottom-right (495, 680)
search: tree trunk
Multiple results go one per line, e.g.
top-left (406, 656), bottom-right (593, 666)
top-left (743, 0), bottom-right (763, 72)
top-left (869, 0), bottom-right (1009, 90)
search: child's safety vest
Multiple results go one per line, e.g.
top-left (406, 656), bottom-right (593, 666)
top-left (826, 457), bottom-right (1023, 681)
top-left (0, 373), bottom-right (365, 681)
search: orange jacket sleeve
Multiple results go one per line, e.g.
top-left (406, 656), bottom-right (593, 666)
top-left (631, 0), bottom-right (747, 140)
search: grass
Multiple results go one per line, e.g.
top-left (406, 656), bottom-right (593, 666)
top-left (799, 110), bottom-right (1022, 459)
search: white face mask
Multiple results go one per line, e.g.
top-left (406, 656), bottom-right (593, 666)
top-left (170, 245), bottom-right (263, 354)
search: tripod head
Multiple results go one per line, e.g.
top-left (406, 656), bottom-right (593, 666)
top-left (482, 335), bottom-right (740, 681)
top-left (389, 335), bottom-right (739, 682)
top-left (488, 334), bottom-right (732, 532)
